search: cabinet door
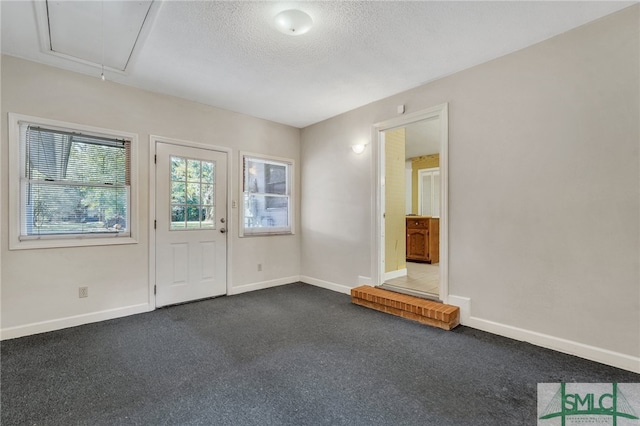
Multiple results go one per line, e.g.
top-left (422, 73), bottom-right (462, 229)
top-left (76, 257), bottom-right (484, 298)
top-left (427, 218), bottom-right (439, 263)
top-left (407, 228), bottom-right (428, 260)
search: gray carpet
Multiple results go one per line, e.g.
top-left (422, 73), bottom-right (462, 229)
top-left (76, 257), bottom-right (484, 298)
top-left (1, 282), bottom-right (638, 425)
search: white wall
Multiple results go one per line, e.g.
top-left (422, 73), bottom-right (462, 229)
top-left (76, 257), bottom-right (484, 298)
top-left (1, 56), bottom-right (301, 336)
top-left (300, 6), bottom-right (639, 369)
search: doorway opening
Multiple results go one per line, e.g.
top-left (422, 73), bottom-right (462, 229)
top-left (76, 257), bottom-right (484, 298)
top-left (372, 104), bottom-right (449, 302)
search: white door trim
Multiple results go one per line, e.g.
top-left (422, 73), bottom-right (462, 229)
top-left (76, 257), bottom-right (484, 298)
top-left (371, 103), bottom-right (449, 302)
top-left (417, 167), bottom-right (440, 217)
top-left (148, 135), bottom-right (233, 308)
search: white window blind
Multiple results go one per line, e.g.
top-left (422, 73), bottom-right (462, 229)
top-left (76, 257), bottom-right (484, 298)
top-left (20, 124), bottom-right (131, 239)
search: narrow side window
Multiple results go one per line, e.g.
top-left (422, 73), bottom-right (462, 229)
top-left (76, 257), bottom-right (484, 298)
top-left (241, 154), bottom-right (294, 236)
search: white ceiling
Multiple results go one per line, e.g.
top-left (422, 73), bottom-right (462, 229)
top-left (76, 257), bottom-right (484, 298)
top-left (405, 118), bottom-right (441, 159)
top-left (46, 1), bottom-right (154, 71)
top-left (1, 1), bottom-right (634, 128)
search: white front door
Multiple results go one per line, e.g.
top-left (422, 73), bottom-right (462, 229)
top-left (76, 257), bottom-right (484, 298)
top-left (155, 142), bottom-right (227, 307)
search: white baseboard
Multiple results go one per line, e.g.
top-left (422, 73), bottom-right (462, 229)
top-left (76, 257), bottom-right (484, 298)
top-left (447, 295), bottom-right (471, 324)
top-left (300, 275), bottom-right (353, 295)
top-left (358, 276), bottom-right (373, 286)
top-left (447, 294), bottom-right (640, 374)
top-left (0, 303), bottom-right (151, 340)
top-left (228, 276), bottom-right (301, 296)
top-left (384, 268), bottom-right (407, 281)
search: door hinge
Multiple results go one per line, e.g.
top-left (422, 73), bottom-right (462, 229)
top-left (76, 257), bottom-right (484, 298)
top-left (154, 285), bottom-right (157, 295)
top-left (154, 220), bottom-right (157, 229)
top-left (154, 154), bottom-right (157, 164)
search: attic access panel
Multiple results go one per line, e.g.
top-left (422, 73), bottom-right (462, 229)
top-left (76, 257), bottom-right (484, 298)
top-left (47, 0), bottom-right (153, 71)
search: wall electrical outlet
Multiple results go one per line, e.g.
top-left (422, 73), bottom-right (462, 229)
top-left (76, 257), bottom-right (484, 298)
top-left (257, 264), bottom-right (262, 272)
top-left (79, 287), bottom-right (89, 298)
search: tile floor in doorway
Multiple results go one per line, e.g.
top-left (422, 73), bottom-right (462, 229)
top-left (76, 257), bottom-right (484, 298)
top-left (385, 262), bottom-right (439, 296)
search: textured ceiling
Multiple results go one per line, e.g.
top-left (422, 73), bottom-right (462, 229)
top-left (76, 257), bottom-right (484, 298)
top-left (1, 1), bottom-right (634, 128)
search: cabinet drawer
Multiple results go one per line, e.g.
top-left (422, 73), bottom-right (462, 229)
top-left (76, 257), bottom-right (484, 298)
top-left (406, 218), bottom-right (429, 229)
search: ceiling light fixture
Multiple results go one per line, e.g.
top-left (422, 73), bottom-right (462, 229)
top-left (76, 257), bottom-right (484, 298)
top-left (274, 9), bottom-right (313, 36)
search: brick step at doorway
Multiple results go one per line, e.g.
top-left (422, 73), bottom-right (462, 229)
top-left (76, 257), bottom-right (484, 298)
top-left (351, 285), bottom-right (460, 331)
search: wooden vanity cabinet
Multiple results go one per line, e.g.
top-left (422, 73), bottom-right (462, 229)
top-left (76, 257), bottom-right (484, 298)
top-left (406, 217), bottom-right (439, 263)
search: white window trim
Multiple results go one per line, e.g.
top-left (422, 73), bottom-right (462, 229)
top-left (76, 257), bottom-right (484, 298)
top-left (239, 151), bottom-right (295, 237)
top-left (8, 113), bottom-right (139, 250)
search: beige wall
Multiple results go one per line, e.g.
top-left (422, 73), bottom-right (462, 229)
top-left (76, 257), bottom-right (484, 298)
top-left (411, 154), bottom-right (439, 214)
top-left (1, 56), bottom-right (301, 334)
top-left (384, 128), bottom-right (406, 273)
top-left (2, 5), bottom-right (638, 371)
top-left (301, 6), bottom-right (639, 366)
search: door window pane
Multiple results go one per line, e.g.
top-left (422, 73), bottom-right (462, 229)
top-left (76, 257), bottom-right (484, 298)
top-left (171, 182), bottom-right (185, 204)
top-left (187, 159), bottom-right (200, 182)
top-left (170, 156), bottom-right (215, 230)
top-left (201, 162), bottom-right (214, 183)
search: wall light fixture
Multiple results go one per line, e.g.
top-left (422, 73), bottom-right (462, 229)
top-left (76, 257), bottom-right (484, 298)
top-left (352, 144), bottom-right (367, 154)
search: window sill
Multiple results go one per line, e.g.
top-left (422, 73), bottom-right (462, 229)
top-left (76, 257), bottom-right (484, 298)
top-left (240, 231), bottom-right (294, 237)
top-left (10, 235), bottom-right (138, 250)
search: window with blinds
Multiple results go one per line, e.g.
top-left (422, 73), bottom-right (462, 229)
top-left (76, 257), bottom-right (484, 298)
top-left (19, 124), bottom-right (131, 239)
top-left (241, 153), bottom-right (294, 236)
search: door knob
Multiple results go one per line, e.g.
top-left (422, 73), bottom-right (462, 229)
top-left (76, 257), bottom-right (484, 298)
top-left (220, 228), bottom-right (227, 234)
top-left (220, 218), bottom-right (226, 223)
